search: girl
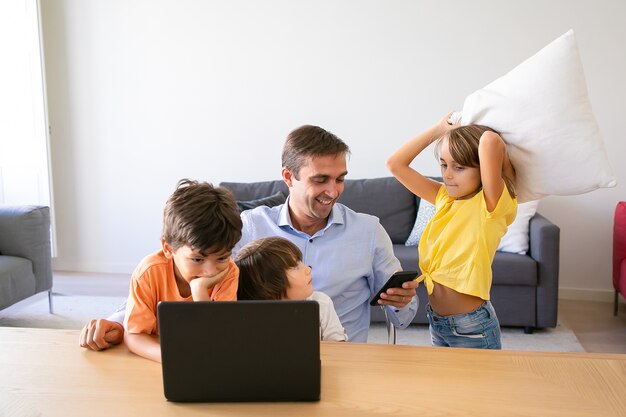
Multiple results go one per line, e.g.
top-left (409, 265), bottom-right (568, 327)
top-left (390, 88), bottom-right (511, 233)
top-left (234, 236), bottom-right (347, 342)
top-left (387, 113), bottom-right (517, 349)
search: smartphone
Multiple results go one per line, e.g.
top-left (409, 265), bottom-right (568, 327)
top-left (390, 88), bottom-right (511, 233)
top-left (370, 271), bottom-right (419, 306)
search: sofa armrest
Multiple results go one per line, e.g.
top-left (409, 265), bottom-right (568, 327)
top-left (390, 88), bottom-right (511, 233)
top-left (0, 205), bottom-right (52, 293)
top-left (528, 213), bottom-right (560, 328)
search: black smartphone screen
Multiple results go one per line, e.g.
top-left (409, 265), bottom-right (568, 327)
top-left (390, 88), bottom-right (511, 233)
top-left (369, 271), bottom-right (419, 306)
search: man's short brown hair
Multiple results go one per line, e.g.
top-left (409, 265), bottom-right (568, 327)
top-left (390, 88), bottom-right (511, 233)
top-left (281, 125), bottom-right (350, 179)
top-left (162, 179), bottom-right (242, 254)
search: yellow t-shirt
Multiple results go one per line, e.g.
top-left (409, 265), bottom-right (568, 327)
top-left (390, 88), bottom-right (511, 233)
top-left (124, 250), bottom-right (239, 335)
top-left (417, 185), bottom-right (517, 300)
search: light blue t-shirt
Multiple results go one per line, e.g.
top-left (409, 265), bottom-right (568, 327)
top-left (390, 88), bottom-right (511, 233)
top-left (233, 198), bottom-right (418, 343)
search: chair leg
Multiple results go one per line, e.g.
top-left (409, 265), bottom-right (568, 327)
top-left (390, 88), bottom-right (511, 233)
top-left (615, 290), bottom-right (619, 317)
top-left (381, 306), bottom-right (397, 345)
top-left (48, 290), bottom-right (54, 314)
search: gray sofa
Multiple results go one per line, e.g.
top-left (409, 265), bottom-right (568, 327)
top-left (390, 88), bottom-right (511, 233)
top-left (221, 177), bottom-right (560, 332)
top-left (0, 205), bottom-right (53, 312)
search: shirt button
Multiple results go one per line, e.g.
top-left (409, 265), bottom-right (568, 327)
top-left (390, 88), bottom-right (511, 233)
top-left (309, 239), bottom-right (313, 243)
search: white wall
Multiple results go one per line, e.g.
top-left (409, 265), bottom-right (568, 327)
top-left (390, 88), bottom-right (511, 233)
top-left (40, 0), bottom-right (626, 301)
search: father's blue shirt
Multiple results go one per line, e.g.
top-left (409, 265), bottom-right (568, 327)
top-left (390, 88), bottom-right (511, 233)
top-left (233, 198), bottom-right (418, 343)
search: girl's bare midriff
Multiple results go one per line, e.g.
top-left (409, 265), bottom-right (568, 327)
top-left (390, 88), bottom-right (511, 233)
top-left (428, 281), bottom-right (484, 316)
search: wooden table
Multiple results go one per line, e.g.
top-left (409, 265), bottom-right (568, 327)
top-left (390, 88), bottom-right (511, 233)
top-left (1, 327), bottom-right (625, 417)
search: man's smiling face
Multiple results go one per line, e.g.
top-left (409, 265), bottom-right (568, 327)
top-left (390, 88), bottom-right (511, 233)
top-left (283, 153), bottom-right (347, 231)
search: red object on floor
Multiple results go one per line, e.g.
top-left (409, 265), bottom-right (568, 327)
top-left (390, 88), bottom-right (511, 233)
top-left (614, 201), bottom-right (626, 315)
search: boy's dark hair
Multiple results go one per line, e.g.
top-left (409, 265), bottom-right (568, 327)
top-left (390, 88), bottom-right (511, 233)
top-left (281, 125), bottom-right (350, 180)
top-left (234, 237), bottom-right (302, 300)
top-left (162, 179), bottom-right (242, 254)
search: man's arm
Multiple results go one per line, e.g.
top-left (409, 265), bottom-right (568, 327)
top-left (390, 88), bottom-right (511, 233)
top-left (379, 284), bottom-right (419, 329)
top-left (371, 223), bottom-right (419, 328)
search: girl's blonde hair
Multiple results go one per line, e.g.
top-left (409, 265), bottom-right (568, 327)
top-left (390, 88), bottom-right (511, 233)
top-left (435, 125), bottom-right (516, 198)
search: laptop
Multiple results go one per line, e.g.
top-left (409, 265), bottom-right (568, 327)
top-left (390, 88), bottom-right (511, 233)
top-left (157, 300), bottom-right (321, 402)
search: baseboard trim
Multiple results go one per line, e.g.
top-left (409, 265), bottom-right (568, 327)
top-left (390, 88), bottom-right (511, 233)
top-left (559, 287), bottom-right (625, 303)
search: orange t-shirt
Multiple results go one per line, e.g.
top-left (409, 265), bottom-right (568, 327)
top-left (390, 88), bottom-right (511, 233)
top-left (124, 250), bottom-right (238, 335)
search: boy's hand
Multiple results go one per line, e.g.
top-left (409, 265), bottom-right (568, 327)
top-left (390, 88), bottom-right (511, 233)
top-left (190, 266), bottom-right (230, 301)
top-left (79, 319), bottom-right (124, 351)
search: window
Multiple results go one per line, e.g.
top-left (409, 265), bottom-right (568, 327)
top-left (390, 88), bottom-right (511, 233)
top-left (0, 0), bottom-right (55, 251)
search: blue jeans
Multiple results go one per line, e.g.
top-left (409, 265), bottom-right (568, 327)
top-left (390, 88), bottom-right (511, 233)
top-left (426, 301), bottom-right (502, 349)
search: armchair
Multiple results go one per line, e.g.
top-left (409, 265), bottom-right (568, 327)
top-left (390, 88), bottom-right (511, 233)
top-left (0, 205), bottom-right (53, 312)
top-left (614, 201), bottom-right (626, 316)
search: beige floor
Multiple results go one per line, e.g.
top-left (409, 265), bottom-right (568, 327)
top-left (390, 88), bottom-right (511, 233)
top-left (559, 298), bottom-right (626, 354)
top-left (52, 271), bottom-right (626, 354)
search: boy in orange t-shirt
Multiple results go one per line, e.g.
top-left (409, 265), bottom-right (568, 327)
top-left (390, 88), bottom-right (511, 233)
top-left (124, 179), bottom-right (242, 362)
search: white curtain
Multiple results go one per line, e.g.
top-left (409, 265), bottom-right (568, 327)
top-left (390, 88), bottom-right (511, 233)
top-left (0, 0), bottom-right (55, 252)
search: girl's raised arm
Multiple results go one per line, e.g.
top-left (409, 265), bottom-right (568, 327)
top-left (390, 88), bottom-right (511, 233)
top-left (478, 131), bottom-right (515, 212)
top-left (387, 114), bottom-right (454, 204)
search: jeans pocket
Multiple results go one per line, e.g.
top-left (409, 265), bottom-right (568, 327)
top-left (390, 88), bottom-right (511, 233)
top-left (452, 318), bottom-right (485, 339)
top-left (452, 328), bottom-right (485, 338)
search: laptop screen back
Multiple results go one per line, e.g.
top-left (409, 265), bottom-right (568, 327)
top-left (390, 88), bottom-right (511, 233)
top-left (158, 300), bottom-right (320, 402)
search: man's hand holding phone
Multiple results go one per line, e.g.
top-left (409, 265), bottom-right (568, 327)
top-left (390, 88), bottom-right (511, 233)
top-left (371, 271), bottom-right (419, 308)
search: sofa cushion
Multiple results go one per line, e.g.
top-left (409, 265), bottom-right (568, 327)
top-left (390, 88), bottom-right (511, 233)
top-left (405, 199), bottom-right (436, 246)
top-left (490, 285), bottom-right (536, 326)
top-left (0, 205), bottom-right (52, 293)
top-left (497, 201), bottom-right (539, 255)
top-left (236, 191), bottom-right (286, 212)
top-left (392, 244), bottom-right (419, 271)
top-left (220, 181), bottom-right (288, 201)
top-left (339, 177), bottom-right (416, 244)
top-left (0, 256), bottom-right (36, 310)
top-left (491, 252), bottom-right (537, 286)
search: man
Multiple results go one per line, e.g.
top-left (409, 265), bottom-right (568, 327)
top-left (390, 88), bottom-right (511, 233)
top-left (80, 125), bottom-right (418, 348)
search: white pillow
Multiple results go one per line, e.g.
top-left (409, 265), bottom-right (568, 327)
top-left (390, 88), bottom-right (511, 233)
top-left (460, 29), bottom-right (616, 203)
top-left (497, 201), bottom-right (540, 255)
top-left (405, 200), bottom-right (436, 246)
